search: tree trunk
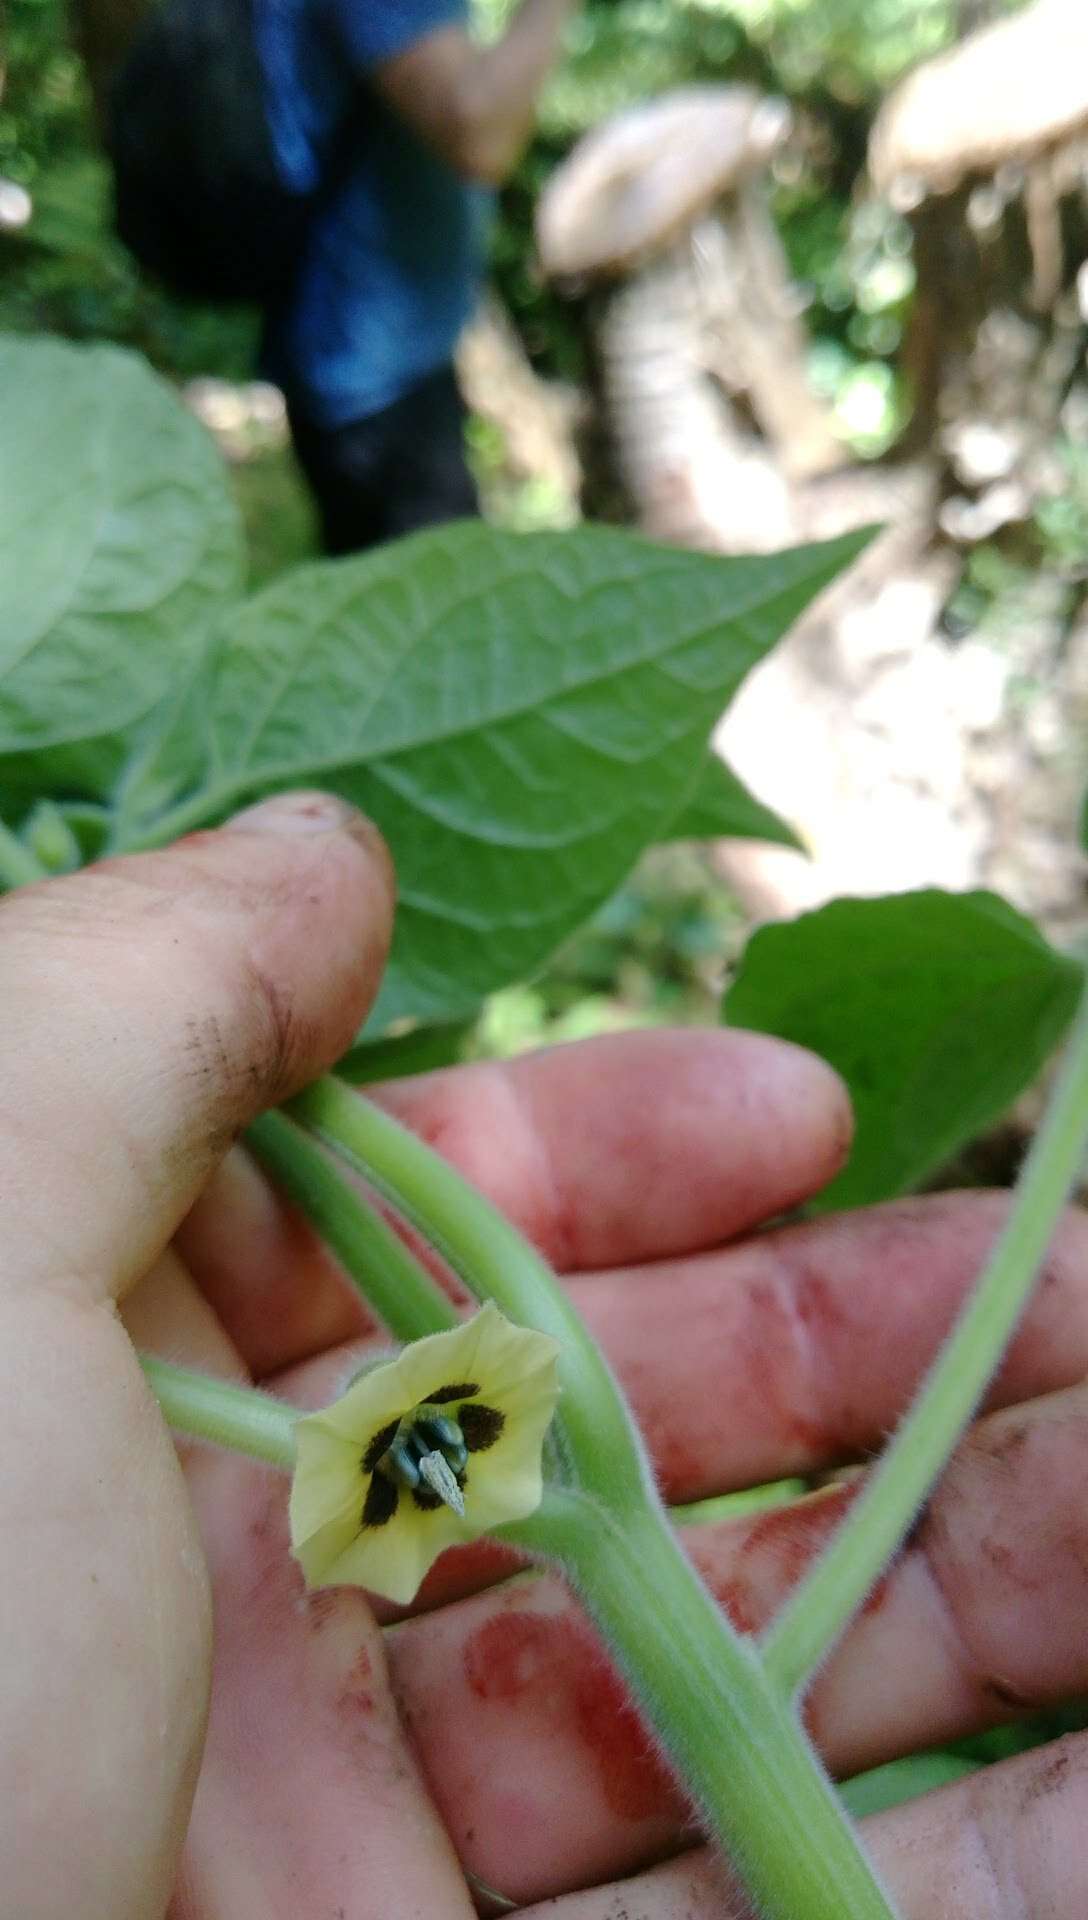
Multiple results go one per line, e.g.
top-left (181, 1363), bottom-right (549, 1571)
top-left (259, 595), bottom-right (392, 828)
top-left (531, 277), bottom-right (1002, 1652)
top-left (698, 180), bottom-right (843, 479)
top-left (597, 236), bottom-right (796, 550)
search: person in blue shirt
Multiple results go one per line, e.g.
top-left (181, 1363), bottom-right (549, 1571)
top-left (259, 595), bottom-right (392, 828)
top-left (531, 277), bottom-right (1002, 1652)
top-left (253, 0), bottom-right (579, 553)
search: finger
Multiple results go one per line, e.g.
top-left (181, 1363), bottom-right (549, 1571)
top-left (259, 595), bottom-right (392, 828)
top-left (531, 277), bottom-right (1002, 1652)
top-left (234, 1192), bottom-right (1088, 1624)
top-left (181, 1028), bottom-right (852, 1374)
top-left (176, 1141), bottom-right (380, 1377)
top-left (523, 1733), bottom-right (1088, 1918)
top-left (0, 795), bottom-right (392, 1920)
top-left (2, 790), bottom-right (392, 1301)
top-left (375, 1029), bottom-right (854, 1269)
top-left (121, 1247), bottom-right (247, 1381)
top-left (247, 1192), bottom-right (1088, 1527)
top-left (572, 1192), bottom-right (1088, 1499)
top-left (385, 1382), bottom-right (1088, 1903)
top-left (172, 1447), bottom-right (477, 1920)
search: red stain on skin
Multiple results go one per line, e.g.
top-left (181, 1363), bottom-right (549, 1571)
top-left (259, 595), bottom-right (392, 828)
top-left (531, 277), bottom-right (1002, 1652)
top-left (699, 1484), bottom-right (880, 1636)
top-left (739, 1483), bottom-right (898, 1625)
top-left (570, 1635), bottom-right (678, 1823)
top-left (338, 1645), bottom-right (375, 1717)
top-left (463, 1611), bottom-right (680, 1824)
top-left (651, 1433), bottom-right (706, 1504)
top-left (306, 1590), bottom-right (342, 1631)
top-left (710, 1267), bottom-right (857, 1470)
top-left (465, 1613), bottom-right (557, 1702)
top-left (860, 1569), bottom-right (891, 1618)
top-left (739, 1484), bottom-right (856, 1589)
top-left (714, 1578), bottom-right (758, 1635)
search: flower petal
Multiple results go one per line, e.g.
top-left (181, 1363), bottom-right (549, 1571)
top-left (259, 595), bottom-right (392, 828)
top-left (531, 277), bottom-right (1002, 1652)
top-left (288, 1303), bottom-right (560, 1602)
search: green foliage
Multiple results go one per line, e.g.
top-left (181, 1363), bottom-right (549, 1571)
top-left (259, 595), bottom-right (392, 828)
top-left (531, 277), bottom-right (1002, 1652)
top-left (116, 520), bottom-right (862, 1031)
top-left (839, 1751), bottom-right (979, 1820)
top-left (1, 0), bottom-right (258, 376)
top-left (466, 843), bottom-right (745, 1057)
top-left (2, 332), bottom-right (861, 1040)
top-left (668, 754), bottom-right (803, 849)
top-left (0, 336), bottom-right (244, 803)
top-left (724, 890), bottom-right (1083, 1210)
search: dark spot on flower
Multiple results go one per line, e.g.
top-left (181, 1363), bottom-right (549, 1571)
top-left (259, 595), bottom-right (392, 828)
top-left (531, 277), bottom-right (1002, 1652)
top-left (362, 1473), bottom-right (398, 1528)
top-left (459, 1403), bottom-right (505, 1452)
top-left (429, 1381), bottom-right (480, 1405)
top-left (362, 1419), bottom-right (400, 1473)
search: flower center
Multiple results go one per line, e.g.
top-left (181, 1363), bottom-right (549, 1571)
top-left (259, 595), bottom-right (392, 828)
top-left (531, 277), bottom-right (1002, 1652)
top-left (377, 1405), bottom-right (470, 1517)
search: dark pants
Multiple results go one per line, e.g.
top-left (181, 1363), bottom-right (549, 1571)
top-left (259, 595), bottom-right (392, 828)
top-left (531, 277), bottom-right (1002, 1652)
top-left (287, 361), bottom-right (479, 557)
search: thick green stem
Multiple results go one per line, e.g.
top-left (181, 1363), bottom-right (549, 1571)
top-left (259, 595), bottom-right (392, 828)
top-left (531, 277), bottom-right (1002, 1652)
top-left (246, 1109), bottom-right (457, 1342)
top-left (141, 1354), bottom-right (297, 1469)
top-left (507, 1490), bottom-right (899, 1920)
top-left (763, 981), bottom-right (1088, 1698)
top-left (290, 1076), bottom-right (648, 1507)
top-left (0, 819), bottom-right (48, 890)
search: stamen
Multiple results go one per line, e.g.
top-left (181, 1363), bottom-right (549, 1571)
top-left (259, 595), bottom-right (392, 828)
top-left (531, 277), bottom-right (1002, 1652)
top-left (417, 1449), bottom-right (466, 1516)
top-left (386, 1433), bottom-right (422, 1488)
top-left (376, 1405), bottom-right (471, 1510)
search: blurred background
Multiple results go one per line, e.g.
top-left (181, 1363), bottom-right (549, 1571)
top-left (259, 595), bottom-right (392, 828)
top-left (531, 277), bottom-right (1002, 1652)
top-left (3, 0), bottom-right (1086, 1086)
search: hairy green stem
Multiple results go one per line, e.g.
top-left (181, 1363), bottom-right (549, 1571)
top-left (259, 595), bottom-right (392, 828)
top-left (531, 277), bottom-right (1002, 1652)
top-left (246, 1109), bottom-right (457, 1342)
top-left (290, 1076), bottom-right (648, 1506)
top-left (140, 1354), bottom-right (297, 1469)
top-left (763, 980), bottom-right (1088, 1697)
top-left (0, 819), bottom-right (48, 890)
top-left (507, 1490), bottom-right (899, 1920)
top-left (292, 1077), bottom-right (901, 1916)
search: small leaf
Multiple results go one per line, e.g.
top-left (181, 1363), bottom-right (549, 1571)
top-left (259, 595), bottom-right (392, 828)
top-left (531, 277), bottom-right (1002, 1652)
top-left (122, 520), bottom-right (870, 1029)
top-left (666, 753), bottom-right (804, 850)
top-left (0, 335), bottom-right (244, 802)
top-left (724, 890), bottom-right (1083, 1210)
top-left (840, 1753), bottom-right (980, 1820)
top-left (337, 1018), bottom-right (474, 1084)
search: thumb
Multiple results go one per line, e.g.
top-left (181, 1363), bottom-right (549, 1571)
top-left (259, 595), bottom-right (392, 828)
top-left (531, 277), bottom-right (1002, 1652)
top-left (0, 789), bottom-right (393, 1303)
top-left (0, 791), bottom-right (393, 1920)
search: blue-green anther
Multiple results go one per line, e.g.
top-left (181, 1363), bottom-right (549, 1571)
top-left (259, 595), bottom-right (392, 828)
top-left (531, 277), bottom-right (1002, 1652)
top-left (381, 1409), bottom-right (470, 1510)
top-left (387, 1433), bottom-right (422, 1488)
top-left (419, 1413), bottom-right (467, 1470)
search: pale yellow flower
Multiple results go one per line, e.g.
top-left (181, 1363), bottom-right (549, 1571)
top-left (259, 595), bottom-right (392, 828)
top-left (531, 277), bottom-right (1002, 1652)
top-left (289, 1301), bottom-right (561, 1603)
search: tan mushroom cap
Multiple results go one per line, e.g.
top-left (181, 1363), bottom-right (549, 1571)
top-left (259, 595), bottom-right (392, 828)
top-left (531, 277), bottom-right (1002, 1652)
top-left (870, 0), bottom-right (1088, 196)
top-left (536, 84), bottom-right (791, 282)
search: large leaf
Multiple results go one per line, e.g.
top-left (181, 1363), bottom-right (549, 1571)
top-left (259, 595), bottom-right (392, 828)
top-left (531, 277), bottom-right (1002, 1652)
top-left (0, 335), bottom-right (244, 802)
top-left (724, 889), bottom-right (1082, 1210)
top-left (667, 752), bottom-right (804, 850)
top-left (120, 521), bottom-right (869, 1029)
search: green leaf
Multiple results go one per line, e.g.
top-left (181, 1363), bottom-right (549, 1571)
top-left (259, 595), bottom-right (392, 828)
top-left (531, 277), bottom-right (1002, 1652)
top-left (667, 753), bottom-right (804, 850)
top-left (724, 890), bottom-right (1083, 1210)
top-left (120, 521), bottom-right (870, 1030)
top-left (337, 1018), bottom-right (474, 1084)
top-left (840, 1753), bottom-right (980, 1820)
top-left (0, 335), bottom-right (244, 802)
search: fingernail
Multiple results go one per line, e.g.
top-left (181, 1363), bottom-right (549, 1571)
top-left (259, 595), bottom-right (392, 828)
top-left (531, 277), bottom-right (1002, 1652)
top-left (225, 791), bottom-right (359, 836)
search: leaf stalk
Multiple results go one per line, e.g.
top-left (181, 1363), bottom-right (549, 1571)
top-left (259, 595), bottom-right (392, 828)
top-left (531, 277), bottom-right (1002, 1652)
top-left (762, 977), bottom-right (1088, 1696)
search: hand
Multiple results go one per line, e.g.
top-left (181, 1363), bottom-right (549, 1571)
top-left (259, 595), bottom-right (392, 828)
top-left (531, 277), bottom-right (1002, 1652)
top-left (3, 797), bottom-right (1088, 1920)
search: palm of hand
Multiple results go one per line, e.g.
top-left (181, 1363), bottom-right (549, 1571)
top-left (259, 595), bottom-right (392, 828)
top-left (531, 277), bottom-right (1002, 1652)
top-left (4, 810), bottom-right (1088, 1920)
top-left (167, 1045), bottom-right (1088, 1919)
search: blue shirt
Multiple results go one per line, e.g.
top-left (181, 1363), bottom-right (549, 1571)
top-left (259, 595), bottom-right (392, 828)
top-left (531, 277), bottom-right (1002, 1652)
top-left (254, 0), bottom-right (489, 426)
